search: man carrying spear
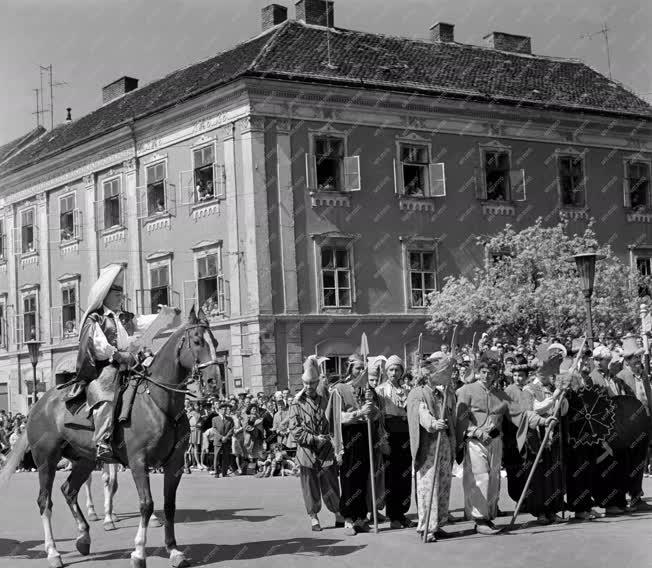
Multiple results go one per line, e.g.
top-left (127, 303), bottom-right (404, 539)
top-left (326, 350), bottom-right (382, 536)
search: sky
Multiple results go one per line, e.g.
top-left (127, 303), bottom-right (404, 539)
top-left (0, 0), bottom-right (650, 146)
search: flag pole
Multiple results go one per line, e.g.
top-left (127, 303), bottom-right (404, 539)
top-left (360, 333), bottom-right (378, 533)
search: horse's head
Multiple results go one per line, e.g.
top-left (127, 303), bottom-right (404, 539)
top-left (176, 306), bottom-right (220, 398)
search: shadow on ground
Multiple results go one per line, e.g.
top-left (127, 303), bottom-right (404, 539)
top-left (114, 507), bottom-right (278, 524)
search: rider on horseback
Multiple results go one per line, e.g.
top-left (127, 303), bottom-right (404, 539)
top-left (73, 264), bottom-right (153, 461)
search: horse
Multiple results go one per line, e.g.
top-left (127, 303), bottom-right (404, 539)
top-left (0, 306), bottom-right (220, 568)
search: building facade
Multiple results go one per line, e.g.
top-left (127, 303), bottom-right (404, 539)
top-left (0, 0), bottom-right (650, 412)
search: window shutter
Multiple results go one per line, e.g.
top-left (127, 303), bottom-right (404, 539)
top-left (474, 167), bottom-right (487, 199)
top-left (344, 156), bottom-right (361, 191)
top-left (73, 208), bottom-right (83, 239)
top-left (33, 225), bottom-right (39, 251)
top-left (429, 163), bottom-right (446, 197)
top-left (218, 274), bottom-right (225, 314)
top-left (179, 170), bottom-right (194, 206)
top-left (166, 181), bottom-right (177, 216)
top-left (119, 194), bottom-right (127, 226)
top-left (183, 280), bottom-right (198, 315)
top-left (15, 314), bottom-right (23, 347)
top-left (214, 164), bottom-right (226, 198)
top-left (623, 169), bottom-right (631, 208)
top-left (223, 279), bottom-right (231, 317)
top-left (12, 226), bottom-right (21, 255)
top-left (510, 169), bottom-right (526, 202)
top-left (305, 154), bottom-right (317, 190)
top-left (393, 158), bottom-right (399, 194)
top-left (136, 186), bottom-right (147, 219)
top-left (94, 200), bottom-right (104, 232)
top-left (50, 306), bottom-right (62, 342)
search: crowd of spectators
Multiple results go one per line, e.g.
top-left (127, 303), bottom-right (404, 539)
top-left (0, 409), bottom-right (36, 472)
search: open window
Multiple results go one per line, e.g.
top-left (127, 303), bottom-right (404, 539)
top-left (19, 208), bottom-right (37, 254)
top-left (59, 193), bottom-right (81, 242)
top-left (306, 135), bottom-right (360, 192)
top-left (97, 176), bottom-right (124, 232)
top-left (558, 155), bottom-right (586, 208)
top-left (624, 160), bottom-right (651, 211)
top-left (140, 161), bottom-right (176, 218)
top-left (394, 143), bottom-right (446, 198)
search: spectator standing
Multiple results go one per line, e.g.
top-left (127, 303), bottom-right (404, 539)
top-left (211, 402), bottom-right (234, 478)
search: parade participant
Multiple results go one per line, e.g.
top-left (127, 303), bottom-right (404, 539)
top-left (73, 263), bottom-right (153, 461)
top-left (505, 351), bottom-right (567, 524)
top-left (211, 402), bottom-right (234, 478)
top-left (365, 359), bottom-right (388, 525)
top-left (375, 355), bottom-right (413, 529)
top-left (588, 345), bottom-right (634, 397)
top-left (327, 352), bottom-right (381, 536)
top-left (407, 353), bottom-right (456, 542)
top-left (456, 353), bottom-right (554, 535)
top-left (290, 356), bottom-right (344, 532)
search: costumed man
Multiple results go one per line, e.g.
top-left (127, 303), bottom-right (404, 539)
top-left (504, 348), bottom-right (568, 524)
top-left (289, 355), bottom-right (344, 532)
top-left (326, 352), bottom-right (381, 536)
top-left (406, 352), bottom-right (456, 542)
top-left (616, 336), bottom-right (652, 512)
top-left (376, 355), bottom-right (414, 529)
top-left (73, 263), bottom-right (156, 461)
top-left (455, 352), bottom-right (554, 534)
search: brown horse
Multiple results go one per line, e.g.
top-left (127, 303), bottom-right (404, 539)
top-left (0, 307), bottom-right (220, 568)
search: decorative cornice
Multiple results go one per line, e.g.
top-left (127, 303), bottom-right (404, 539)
top-left (144, 215), bottom-right (171, 232)
top-left (102, 227), bottom-right (126, 245)
top-left (122, 158), bottom-right (136, 172)
top-left (57, 272), bottom-right (81, 282)
top-left (36, 192), bottom-right (47, 205)
top-left (310, 191), bottom-right (351, 208)
top-left (145, 250), bottom-right (173, 261)
top-left (237, 115), bottom-right (266, 133)
top-left (217, 125), bottom-right (233, 139)
top-left (275, 119), bottom-right (291, 133)
top-left (59, 240), bottom-right (79, 255)
top-left (142, 152), bottom-right (167, 165)
top-left (561, 207), bottom-right (590, 221)
top-left (191, 239), bottom-right (222, 251)
top-left (626, 211), bottom-right (652, 224)
top-left (19, 282), bottom-right (40, 292)
top-left (481, 201), bottom-right (516, 216)
top-left (83, 174), bottom-right (94, 187)
top-left (19, 252), bottom-right (39, 266)
top-left (192, 201), bottom-right (221, 220)
top-left (399, 235), bottom-right (439, 246)
top-left (398, 196), bottom-right (436, 212)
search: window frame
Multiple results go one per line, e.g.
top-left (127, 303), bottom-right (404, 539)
top-left (556, 151), bottom-right (587, 209)
top-left (101, 174), bottom-right (124, 230)
top-left (189, 243), bottom-right (225, 319)
top-left (311, 233), bottom-right (358, 312)
top-left (400, 236), bottom-right (439, 311)
top-left (19, 286), bottom-right (40, 345)
top-left (147, 257), bottom-right (173, 314)
top-left (58, 191), bottom-right (79, 243)
top-left (480, 146), bottom-right (513, 202)
top-left (191, 141), bottom-right (221, 204)
top-left (144, 159), bottom-right (169, 217)
top-left (306, 129), bottom-right (361, 193)
top-left (60, 279), bottom-right (80, 339)
top-left (19, 206), bottom-right (37, 255)
top-left (623, 157), bottom-right (652, 212)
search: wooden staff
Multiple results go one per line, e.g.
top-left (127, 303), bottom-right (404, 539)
top-left (508, 337), bottom-right (586, 529)
top-left (360, 333), bottom-right (378, 534)
top-left (422, 326), bottom-right (457, 543)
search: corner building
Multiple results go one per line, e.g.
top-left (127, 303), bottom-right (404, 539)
top-left (0, 1), bottom-right (650, 412)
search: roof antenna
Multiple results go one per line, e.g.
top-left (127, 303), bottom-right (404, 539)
top-left (580, 22), bottom-right (612, 80)
top-left (325, 1), bottom-right (336, 69)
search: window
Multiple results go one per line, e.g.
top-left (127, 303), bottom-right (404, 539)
top-left (0, 220), bottom-right (5, 261)
top-left (197, 251), bottom-right (224, 317)
top-left (401, 144), bottom-right (429, 196)
top-left (315, 137), bottom-right (344, 191)
top-left (61, 286), bottom-right (78, 338)
top-left (21, 209), bottom-right (35, 253)
top-left (636, 257), bottom-right (652, 297)
top-left (150, 264), bottom-right (170, 313)
top-left (625, 161), bottom-right (650, 211)
top-left (146, 162), bottom-right (167, 216)
top-left (193, 146), bottom-right (216, 202)
top-left (559, 155), bottom-right (585, 207)
top-left (103, 178), bottom-right (122, 228)
top-left (484, 150), bottom-right (510, 201)
top-left (637, 257), bottom-right (652, 277)
top-left (23, 293), bottom-right (37, 343)
top-left (408, 251), bottom-right (436, 307)
top-left (321, 247), bottom-right (352, 308)
top-left (59, 194), bottom-right (75, 241)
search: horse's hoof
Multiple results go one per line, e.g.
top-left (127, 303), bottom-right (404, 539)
top-left (111, 513), bottom-right (119, 523)
top-left (170, 550), bottom-right (190, 568)
top-left (130, 555), bottom-right (146, 568)
top-left (47, 556), bottom-right (64, 568)
top-left (75, 533), bottom-right (91, 556)
top-left (87, 511), bottom-right (100, 522)
top-left (103, 521), bottom-right (116, 531)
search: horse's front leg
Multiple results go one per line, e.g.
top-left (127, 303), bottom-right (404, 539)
top-left (129, 459), bottom-right (154, 568)
top-left (102, 463), bottom-right (119, 529)
top-left (164, 449), bottom-right (190, 568)
top-left (60, 459), bottom-right (96, 557)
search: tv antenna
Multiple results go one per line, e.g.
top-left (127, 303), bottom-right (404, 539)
top-left (39, 64), bottom-right (68, 129)
top-left (31, 89), bottom-right (47, 128)
top-left (580, 22), bottom-right (612, 80)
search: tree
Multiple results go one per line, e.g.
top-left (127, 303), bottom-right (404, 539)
top-left (426, 218), bottom-right (648, 341)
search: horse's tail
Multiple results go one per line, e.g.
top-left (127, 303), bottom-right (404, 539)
top-left (0, 432), bottom-right (29, 490)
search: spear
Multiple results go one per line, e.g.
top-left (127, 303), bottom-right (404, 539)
top-left (360, 332), bottom-right (378, 534)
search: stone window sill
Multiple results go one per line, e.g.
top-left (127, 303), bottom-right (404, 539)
top-left (480, 200), bottom-right (516, 216)
top-left (310, 191), bottom-right (351, 208)
top-left (19, 251), bottom-right (39, 265)
top-left (321, 306), bottom-right (353, 314)
top-left (626, 210), bottom-right (652, 223)
top-left (192, 199), bottom-right (223, 220)
top-left (398, 195), bottom-right (436, 212)
top-left (560, 207), bottom-right (589, 221)
top-left (144, 214), bottom-right (172, 232)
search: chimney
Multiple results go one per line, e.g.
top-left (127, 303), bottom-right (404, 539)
top-left (483, 31), bottom-right (532, 54)
top-left (262, 4), bottom-right (288, 31)
top-left (102, 76), bottom-right (139, 104)
top-left (295, 0), bottom-right (334, 27)
top-left (66, 108), bottom-right (72, 122)
top-left (430, 22), bottom-right (454, 43)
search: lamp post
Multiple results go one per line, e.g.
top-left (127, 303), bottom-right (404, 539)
top-left (566, 252), bottom-right (605, 350)
top-left (25, 328), bottom-right (42, 406)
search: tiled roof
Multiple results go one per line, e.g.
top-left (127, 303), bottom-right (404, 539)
top-left (0, 126), bottom-right (46, 166)
top-left (2, 20), bottom-right (649, 178)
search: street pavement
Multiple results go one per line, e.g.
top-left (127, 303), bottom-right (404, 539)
top-left (1, 469), bottom-right (650, 568)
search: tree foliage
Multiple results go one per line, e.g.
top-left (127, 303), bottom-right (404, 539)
top-left (426, 218), bottom-right (648, 341)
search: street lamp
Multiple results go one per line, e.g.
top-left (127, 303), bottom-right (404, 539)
top-left (566, 252), bottom-right (605, 350)
top-left (25, 328), bottom-right (42, 406)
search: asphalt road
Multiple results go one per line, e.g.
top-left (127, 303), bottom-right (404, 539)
top-left (1, 469), bottom-right (650, 568)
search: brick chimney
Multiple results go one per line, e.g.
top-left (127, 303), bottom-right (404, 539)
top-left (262, 4), bottom-right (288, 31)
top-left (295, 0), bottom-right (334, 27)
top-left (483, 31), bottom-right (532, 54)
top-left (430, 22), bottom-right (454, 43)
top-left (102, 76), bottom-right (139, 104)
